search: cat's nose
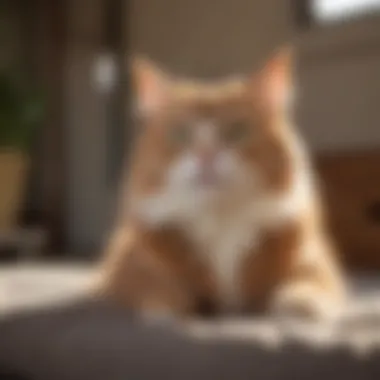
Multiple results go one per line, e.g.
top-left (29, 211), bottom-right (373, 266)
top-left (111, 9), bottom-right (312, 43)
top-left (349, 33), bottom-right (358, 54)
top-left (196, 149), bottom-right (222, 185)
top-left (198, 148), bottom-right (218, 168)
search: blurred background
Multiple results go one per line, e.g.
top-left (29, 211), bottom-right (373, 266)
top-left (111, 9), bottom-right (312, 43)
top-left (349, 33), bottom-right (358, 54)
top-left (1, 0), bottom-right (380, 312)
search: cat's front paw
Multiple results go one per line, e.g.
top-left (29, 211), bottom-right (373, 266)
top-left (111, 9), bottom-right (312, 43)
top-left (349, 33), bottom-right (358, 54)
top-left (271, 284), bottom-right (342, 321)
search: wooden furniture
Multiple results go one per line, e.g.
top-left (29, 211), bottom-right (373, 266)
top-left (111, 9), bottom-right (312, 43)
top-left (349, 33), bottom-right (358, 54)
top-left (317, 150), bottom-right (380, 271)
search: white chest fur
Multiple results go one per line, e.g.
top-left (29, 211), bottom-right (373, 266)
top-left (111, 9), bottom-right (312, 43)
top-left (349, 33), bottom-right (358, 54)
top-left (187, 207), bottom-right (261, 309)
top-left (134, 187), bottom-right (309, 309)
top-left (133, 151), bottom-right (311, 309)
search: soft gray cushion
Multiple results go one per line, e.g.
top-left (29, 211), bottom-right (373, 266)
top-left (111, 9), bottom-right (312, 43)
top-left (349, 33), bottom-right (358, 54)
top-left (1, 266), bottom-right (380, 380)
top-left (1, 294), bottom-right (380, 380)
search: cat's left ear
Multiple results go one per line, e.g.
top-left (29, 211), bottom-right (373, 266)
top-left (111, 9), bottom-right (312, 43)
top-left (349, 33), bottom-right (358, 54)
top-left (131, 57), bottom-right (170, 118)
top-left (252, 46), bottom-right (294, 110)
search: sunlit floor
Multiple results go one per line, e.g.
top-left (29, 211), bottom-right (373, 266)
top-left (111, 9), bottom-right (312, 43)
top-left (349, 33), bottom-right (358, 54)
top-left (0, 262), bottom-right (95, 314)
top-left (1, 261), bottom-right (380, 322)
top-left (2, 261), bottom-right (380, 351)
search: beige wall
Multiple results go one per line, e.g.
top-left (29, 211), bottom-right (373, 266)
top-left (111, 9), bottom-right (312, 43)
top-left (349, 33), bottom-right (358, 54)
top-left (130, 0), bottom-right (293, 76)
top-left (298, 18), bottom-right (380, 151)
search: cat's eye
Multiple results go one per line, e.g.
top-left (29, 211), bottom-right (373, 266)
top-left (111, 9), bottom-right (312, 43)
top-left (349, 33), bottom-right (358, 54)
top-left (222, 122), bottom-right (250, 144)
top-left (168, 124), bottom-right (192, 145)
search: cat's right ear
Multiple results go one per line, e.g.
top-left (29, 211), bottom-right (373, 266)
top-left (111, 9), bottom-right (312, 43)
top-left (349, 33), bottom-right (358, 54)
top-left (131, 57), bottom-right (170, 119)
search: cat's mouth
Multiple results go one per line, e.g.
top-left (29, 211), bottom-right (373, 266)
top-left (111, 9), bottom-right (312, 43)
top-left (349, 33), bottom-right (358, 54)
top-left (196, 171), bottom-right (221, 187)
top-left (192, 168), bottom-right (228, 191)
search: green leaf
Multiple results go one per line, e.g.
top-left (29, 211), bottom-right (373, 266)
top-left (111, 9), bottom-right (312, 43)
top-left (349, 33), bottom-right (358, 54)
top-left (0, 70), bottom-right (45, 152)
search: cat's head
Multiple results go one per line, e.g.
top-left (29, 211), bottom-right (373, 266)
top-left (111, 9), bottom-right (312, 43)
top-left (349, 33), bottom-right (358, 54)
top-left (128, 47), bottom-right (299, 220)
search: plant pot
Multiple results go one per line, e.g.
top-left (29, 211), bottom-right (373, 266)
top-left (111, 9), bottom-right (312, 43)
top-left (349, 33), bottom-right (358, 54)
top-left (0, 149), bottom-right (29, 231)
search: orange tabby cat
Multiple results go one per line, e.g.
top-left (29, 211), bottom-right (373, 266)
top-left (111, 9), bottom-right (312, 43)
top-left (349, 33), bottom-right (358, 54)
top-left (99, 47), bottom-right (345, 320)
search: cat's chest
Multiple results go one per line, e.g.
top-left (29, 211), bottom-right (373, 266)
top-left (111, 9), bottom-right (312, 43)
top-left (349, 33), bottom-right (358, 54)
top-left (185, 208), bottom-right (262, 307)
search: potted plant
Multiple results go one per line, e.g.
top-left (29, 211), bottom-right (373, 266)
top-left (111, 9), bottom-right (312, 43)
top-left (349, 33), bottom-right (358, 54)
top-left (0, 72), bottom-right (44, 231)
